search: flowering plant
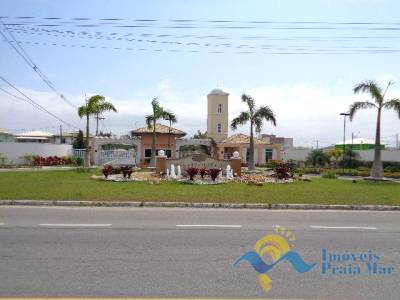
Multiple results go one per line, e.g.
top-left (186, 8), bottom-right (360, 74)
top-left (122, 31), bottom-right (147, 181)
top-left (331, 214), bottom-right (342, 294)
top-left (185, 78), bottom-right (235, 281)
top-left (185, 167), bottom-right (199, 181)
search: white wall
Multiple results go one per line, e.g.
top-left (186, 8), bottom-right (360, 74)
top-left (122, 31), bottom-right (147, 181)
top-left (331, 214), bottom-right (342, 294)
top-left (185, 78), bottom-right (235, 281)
top-left (0, 142), bottom-right (72, 164)
top-left (285, 148), bottom-right (312, 161)
top-left (358, 149), bottom-right (400, 162)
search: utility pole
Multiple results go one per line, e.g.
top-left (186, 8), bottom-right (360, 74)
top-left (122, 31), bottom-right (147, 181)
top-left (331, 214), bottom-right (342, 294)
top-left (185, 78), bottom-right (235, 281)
top-left (59, 125), bottom-right (63, 144)
top-left (340, 112), bottom-right (350, 171)
top-left (95, 114), bottom-right (105, 136)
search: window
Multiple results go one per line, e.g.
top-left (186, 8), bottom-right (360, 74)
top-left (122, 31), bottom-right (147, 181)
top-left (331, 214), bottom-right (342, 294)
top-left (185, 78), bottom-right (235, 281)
top-left (144, 149), bottom-right (152, 158)
top-left (265, 149), bottom-right (273, 162)
top-left (217, 123), bottom-right (222, 133)
top-left (217, 104), bottom-right (222, 113)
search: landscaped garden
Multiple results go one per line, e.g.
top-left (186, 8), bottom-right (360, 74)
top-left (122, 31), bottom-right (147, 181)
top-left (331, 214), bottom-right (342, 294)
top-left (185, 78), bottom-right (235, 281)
top-left (0, 169), bottom-right (399, 205)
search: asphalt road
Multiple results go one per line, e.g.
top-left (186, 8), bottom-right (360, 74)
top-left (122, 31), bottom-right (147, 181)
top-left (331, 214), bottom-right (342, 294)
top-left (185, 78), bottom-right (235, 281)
top-left (0, 206), bottom-right (399, 299)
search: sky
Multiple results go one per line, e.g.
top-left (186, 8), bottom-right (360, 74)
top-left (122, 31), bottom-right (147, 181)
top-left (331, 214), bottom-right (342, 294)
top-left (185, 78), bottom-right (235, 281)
top-left (0, 0), bottom-right (400, 148)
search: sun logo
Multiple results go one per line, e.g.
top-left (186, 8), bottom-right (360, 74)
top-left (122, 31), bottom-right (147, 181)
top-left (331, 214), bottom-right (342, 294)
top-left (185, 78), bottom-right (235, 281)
top-left (234, 226), bottom-right (316, 294)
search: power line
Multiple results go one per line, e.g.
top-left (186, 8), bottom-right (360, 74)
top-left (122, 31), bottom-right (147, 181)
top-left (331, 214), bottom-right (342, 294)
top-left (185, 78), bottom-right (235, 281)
top-left (0, 76), bottom-right (79, 129)
top-left (0, 19), bottom-right (77, 109)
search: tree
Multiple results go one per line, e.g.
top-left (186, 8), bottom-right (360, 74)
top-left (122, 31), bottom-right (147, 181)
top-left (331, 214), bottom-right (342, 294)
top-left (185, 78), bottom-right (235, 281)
top-left (193, 130), bottom-right (208, 139)
top-left (78, 95), bottom-right (117, 167)
top-left (306, 149), bottom-right (329, 167)
top-left (349, 80), bottom-right (400, 178)
top-left (73, 130), bottom-right (85, 149)
top-left (340, 148), bottom-right (360, 169)
top-left (231, 94), bottom-right (276, 171)
top-left (145, 98), bottom-right (169, 167)
top-left (327, 148), bottom-right (342, 168)
top-left (164, 110), bottom-right (177, 154)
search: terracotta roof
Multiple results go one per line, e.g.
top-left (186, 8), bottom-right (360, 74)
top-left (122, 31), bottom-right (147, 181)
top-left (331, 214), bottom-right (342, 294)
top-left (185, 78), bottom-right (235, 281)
top-left (132, 123), bottom-right (186, 136)
top-left (220, 133), bottom-right (267, 145)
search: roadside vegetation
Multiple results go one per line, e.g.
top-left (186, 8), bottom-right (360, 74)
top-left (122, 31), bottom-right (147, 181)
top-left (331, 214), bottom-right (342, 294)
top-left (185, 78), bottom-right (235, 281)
top-left (0, 170), bottom-right (399, 205)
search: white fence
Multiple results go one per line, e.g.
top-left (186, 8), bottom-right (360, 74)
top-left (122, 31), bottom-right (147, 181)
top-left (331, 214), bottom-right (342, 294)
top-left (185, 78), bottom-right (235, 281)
top-left (0, 142), bottom-right (72, 165)
top-left (98, 149), bottom-right (136, 165)
top-left (72, 149), bottom-right (136, 165)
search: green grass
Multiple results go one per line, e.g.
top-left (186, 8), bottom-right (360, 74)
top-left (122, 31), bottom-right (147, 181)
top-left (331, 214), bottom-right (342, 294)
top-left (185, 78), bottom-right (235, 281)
top-left (0, 170), bottom-right (399, 205)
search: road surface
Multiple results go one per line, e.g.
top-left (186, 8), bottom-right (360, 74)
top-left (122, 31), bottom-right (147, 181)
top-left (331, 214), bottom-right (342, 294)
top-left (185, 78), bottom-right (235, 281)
top-left (0, 206), bottom-right (399, 299)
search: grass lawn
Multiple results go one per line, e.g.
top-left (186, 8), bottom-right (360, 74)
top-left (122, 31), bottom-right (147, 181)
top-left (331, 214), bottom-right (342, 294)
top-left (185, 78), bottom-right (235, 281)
top-left (0, 170), bottom-right (399, 205)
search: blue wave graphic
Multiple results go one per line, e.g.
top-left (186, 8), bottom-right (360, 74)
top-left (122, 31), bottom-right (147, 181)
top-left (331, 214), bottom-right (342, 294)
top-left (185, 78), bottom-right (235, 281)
top-left (234, 250), bottom-right (316, 274)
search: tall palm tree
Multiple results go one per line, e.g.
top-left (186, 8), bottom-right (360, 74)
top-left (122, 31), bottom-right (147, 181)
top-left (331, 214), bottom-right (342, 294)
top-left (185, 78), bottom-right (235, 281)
top-left (349, 80), bottom-right (400, 178)
top-left (164, 111), bottom-right (177, 157)
top-left (93, 99), bottom-right (118, 136)
top-left (145, 98), bottom-right (169, 166)
top-left (78, 95), bottom-right (117, 167)
top-left (231, 94), bottom-right (276, 171)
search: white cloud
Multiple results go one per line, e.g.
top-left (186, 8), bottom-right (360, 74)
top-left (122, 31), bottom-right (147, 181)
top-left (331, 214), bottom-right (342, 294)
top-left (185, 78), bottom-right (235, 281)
top-left (1, 80), bottom-right (399, 147)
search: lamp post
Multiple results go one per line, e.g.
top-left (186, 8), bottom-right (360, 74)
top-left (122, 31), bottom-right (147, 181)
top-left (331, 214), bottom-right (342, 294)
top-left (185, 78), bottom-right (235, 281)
top-left (340, 113), bottom-right (350, 171)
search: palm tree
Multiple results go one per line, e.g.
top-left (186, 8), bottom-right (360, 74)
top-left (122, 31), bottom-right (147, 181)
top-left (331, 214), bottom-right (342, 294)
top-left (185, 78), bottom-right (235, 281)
top-left (349, 80), bottom-right (400, 178)
top-left (93, 99), bottom-right (117, 136)
top-left (164, 110), bottom-right (177, 157)
top-left (231, 94), bottom-right (276, 171)
top-left (78, 95), bottom-right (117, 167)
top-left (145, 98), bottom-right (169, 166)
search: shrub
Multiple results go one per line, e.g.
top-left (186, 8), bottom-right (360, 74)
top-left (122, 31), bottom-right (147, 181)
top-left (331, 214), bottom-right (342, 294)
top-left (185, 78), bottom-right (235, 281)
top-left (322, 171), bottom-right (337, 179)
top-left (186, 167), bottom-right (198, 181)
top-left (199, 168), bottom-right (207, 179)
top-left (73, 157), bottom-right (84, 166)
top-left (306, 149), bottom-right (329, 167)
top-left (208, 168), bottom-right (221, 182)
top-left (33, 155), bottom-right (71, 166)
top-left (102, 165), bottom-right (113, 178)
top-left (274, 165), bottom-right (290, 180)
top-left (120, 166), bottom-right (133, 178)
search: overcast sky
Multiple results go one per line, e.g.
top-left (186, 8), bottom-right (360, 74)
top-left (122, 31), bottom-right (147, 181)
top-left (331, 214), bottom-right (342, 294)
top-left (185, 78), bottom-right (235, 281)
top-left (1, 0), bottom-right (400, 147)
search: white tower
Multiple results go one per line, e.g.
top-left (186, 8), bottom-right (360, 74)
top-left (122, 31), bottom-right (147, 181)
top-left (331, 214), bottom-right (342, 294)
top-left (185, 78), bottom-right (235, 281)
top-left (207, 88), bottom-right (229, 142)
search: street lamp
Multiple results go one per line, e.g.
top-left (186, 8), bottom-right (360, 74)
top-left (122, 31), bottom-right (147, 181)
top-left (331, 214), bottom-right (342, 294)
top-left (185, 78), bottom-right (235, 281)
top-left (340, 113), bottom-right (350, 170)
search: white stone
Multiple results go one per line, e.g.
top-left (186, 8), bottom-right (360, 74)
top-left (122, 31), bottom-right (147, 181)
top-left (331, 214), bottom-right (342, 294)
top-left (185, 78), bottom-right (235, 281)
top-left (170, 164), bottom-right (176, 179)
top-left (177, 165), bottom-right (182, 178)
top-left (233, 151), bottom-right (240, 158)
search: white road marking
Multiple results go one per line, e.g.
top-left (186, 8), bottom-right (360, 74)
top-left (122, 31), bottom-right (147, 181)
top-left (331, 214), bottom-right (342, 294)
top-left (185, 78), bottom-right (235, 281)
top-left (39, 223), bottom-right (112, 227)
top-left (176, 224), bottom-right (242, 228)
top-left (311, 225), bottom-right (376, 230)
top-left (0, 223), bottom-right (4, 226)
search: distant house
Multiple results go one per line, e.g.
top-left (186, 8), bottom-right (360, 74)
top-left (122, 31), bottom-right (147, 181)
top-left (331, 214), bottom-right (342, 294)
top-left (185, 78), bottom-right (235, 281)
top-left (131, 123), bottom-right (186, 164)
top-left (14, 131), bottom-right (53, 143)
top-left (335, 137), bottom-right (385, 151)
top-left (0, 129), bottom-right (14, 142)
top-left (217, 133), bottom-right (282, 164)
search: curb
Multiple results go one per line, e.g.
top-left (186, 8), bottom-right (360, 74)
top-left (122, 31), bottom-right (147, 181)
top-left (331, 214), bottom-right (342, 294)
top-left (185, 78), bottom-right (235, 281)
top-left (0, 200), bottom-right (399, 211)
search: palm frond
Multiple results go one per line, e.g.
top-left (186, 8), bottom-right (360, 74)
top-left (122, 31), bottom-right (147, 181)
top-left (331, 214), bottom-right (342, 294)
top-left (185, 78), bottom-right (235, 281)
top-left (353, 80), bottom-right (383, 104)
top-left (163, 110), bottom-right (177, 123)
top-left (241, 94), bottom-right (255, 113)
top-left (253, 117), bottom-right (263, 134)
top-left (253, 105), bottom-right (277, 127)
top-left (383, 98), bottom-right (400, 118)
top-left (230, 111), bottom-right (250, 130)
top-left (348, 101), bottom-right (377, 121)
top-left (77, 105), bottom-right (87, 118)
top-left (145, 115), bottom-right (154, 129)
top-left (96, 102), bottom-right (117, 113)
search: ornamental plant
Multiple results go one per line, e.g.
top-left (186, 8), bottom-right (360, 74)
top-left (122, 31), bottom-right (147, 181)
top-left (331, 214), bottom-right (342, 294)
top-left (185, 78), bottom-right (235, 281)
top-left (185, 167), bottom-right (198, 181)
top-left (208, 168), bottom-right (221, 182)
top-left (120, 166), bottom-right (133, 178)
top-left (199, 168), bottom-right (207, 179)
top-left (274, 164), bottom-right (290, 180)
top-left (102, 165), bottom-right (113, 178)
